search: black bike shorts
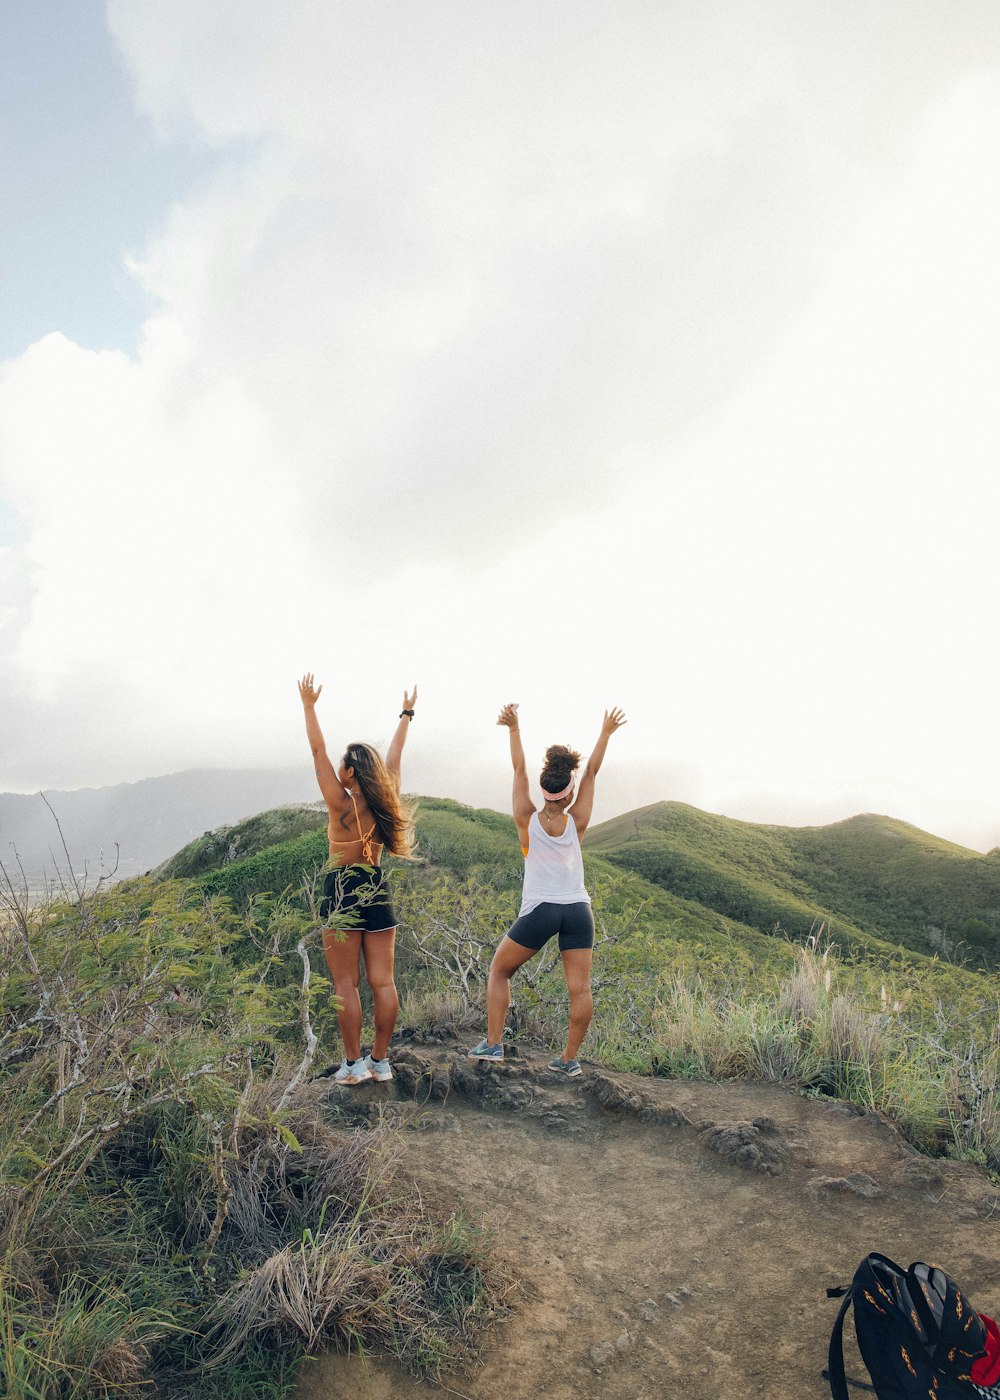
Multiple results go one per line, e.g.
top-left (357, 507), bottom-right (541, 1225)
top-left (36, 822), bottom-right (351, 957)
top-left (507, 900), bottom-right (595, 952)
top-left (319, 863), bottom-right (396, 933)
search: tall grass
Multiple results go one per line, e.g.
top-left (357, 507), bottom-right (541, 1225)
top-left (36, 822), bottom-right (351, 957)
top-left (394, 867), bottom-right (1000, 1168)
top-left (0, 871), bottom-right (507, 1399)
top-left (636, 941), bottom-right (999, 1161)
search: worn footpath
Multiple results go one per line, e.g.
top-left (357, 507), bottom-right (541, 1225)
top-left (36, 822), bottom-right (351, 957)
top-left (294, 1032), bottom-right (1000, 1400)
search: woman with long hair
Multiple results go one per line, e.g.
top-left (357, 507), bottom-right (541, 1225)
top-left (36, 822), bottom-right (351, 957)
top-left (298, 674), bottom-right (417, 1085)
top-left (469, 703), bottom-right (626, 1075)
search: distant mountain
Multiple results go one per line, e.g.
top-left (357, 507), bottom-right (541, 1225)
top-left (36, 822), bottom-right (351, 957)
top-left (0, 768), bottom-right (317, 887)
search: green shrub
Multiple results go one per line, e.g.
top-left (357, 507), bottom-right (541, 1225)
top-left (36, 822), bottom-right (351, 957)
top-left (0, 873), bottom-right (506, 1398)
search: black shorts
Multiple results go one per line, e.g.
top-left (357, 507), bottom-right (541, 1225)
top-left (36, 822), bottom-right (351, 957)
top-left (320, 864), bottom-right (396, 933)
top-left (507, 900), bottom-right (595, 952)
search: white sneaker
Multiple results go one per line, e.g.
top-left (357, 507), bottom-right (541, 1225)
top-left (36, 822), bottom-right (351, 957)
top-left (365, 1054), bottom-right (393, 1082)
top-left (334, 1057), bottom-right (372, 1086)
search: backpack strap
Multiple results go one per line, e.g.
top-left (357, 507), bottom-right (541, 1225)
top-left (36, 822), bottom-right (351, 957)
top-left (906, 1267), bottom-right (941, 1352)
top-left (825, 1286), bottom-right (880, 1397)
top-left (827, 1287), bottom-right (855, 1400)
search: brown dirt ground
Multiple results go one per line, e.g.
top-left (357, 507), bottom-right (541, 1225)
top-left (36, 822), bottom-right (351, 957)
top-left (294, 1034), bottom-right (1000, 1400)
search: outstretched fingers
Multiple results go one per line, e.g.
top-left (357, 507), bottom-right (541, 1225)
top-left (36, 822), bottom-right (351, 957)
top-left (603, 706), bottom-right (627, 734)
top-left (497, 702), bottom-right (520, 728)
top-left (298, 673), bottom-right (323, 704)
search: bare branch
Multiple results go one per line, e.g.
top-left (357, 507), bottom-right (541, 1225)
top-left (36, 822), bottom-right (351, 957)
top-left (28, 1061), bottom-right (224, 1189)
top-left (276, 938), bottom-right (319, 1112)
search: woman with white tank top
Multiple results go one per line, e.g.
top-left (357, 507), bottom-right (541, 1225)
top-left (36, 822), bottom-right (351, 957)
top-left (468, 702), bottom-right (626, 1076)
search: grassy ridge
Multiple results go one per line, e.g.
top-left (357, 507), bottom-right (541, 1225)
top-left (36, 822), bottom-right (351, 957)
top-left (172, 796), bottom-right (997, 1025)
top-left (586, 801), bottom-right (1000, 969)
top-left (154, 804), bottom-right (327, 881)
top-left (154, 796), bottom-right (1000, 1164)
top-left (171, 796), bottom-right (795, 975)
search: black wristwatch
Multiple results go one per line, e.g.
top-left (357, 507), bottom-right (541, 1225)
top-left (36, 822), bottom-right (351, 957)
top-left (400, 709), bottom-right (415, 720)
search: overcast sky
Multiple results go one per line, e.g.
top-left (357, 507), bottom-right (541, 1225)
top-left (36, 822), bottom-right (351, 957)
top-left (1, 1), bottom-right (998, 850)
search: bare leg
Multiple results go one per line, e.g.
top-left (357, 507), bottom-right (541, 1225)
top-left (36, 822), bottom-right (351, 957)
top-left (323, 928), bottom-right (364, 1061)
top-left (560, 947), bottom-right (594, 1061)
top-left (362, 929), bottom-right (398, 1060)
top-left (486, 936), bottom-right (538, 1045)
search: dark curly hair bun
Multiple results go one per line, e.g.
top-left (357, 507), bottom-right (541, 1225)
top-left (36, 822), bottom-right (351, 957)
top-left (540, 743), bottom-right (581, 794)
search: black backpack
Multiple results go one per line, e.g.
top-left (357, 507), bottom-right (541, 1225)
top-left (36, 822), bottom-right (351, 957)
top-left (826, 1253), bottom-right (1000, 1399)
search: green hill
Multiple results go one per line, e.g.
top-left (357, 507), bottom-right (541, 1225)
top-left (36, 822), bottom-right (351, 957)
top-left (585, 802), bottom-right (1000, 971)
top-left (157, 796), bottom-right (998, 1022)
top-left (142, 793), bottom-right (1000, 1155)
top-left (153, 803), bottom-right (327, 880)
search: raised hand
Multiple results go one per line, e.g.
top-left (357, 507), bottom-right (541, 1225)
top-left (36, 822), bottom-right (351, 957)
top-left (402, 684), bottom-right (418, 712)
top-left (497, 703), bottom-right (520, 729)
top-left (298, 673), bottom-right (323, 706)
top-left (601, 706), bottom-right (627, 736)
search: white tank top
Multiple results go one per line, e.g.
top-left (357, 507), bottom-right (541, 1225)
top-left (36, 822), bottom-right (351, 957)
top-left (519, 810), bottom-right (591, 915)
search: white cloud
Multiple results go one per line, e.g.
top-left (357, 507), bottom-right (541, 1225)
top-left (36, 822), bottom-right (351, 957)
top-left (1, 4), bottom-right (998, 850)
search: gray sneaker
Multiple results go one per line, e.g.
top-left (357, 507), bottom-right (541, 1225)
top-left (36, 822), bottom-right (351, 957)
top-left (334, 1057), bottom-right (372, 1085)
top-left (365, 1054), bottom-right (393, 1082)
top-left (548, 1056), bottom-right (582, 1077)
top-left (468, 1039), bottom-right (504, 1062)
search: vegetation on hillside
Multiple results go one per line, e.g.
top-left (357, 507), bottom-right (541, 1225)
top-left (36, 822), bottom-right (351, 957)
top-left (153, 804), bottom-right (327, 882)
top-left (0, 860), bottom-right (506, 1399)
top-left (170, 796), bottom-right (999, 1167)
top-left (4, 791), bottom-right (997, 1396)
top-left (586, 801), bottom-right (1000, 970)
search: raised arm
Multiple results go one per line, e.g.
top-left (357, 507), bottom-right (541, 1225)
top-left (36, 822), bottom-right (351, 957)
top-left (298, 674), bottom-right (346, 813)
top-left (386, 684), bottom-right (418, 785)
top-left (569, 707), bottom-right (627, 838)
top-left (498, 703), bottom-right (534, 847)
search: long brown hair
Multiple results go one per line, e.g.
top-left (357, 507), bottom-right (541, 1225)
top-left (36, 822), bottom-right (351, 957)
top-left (341, 742), bottom-right (416, 858)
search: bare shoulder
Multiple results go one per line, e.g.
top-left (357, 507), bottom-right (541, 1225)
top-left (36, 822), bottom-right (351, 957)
top-left (321, 779), bottom-right (350, 817)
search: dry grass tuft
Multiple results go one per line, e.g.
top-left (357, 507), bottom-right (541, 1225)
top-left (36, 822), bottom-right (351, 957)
top-left (91, 1337), bottom-right (151, 1388)
top-left (205, 1115), bottom-right (507, 1377)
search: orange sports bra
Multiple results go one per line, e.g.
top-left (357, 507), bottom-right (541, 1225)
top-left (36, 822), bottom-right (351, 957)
top-left (348, 788), bottom-right (378, 865)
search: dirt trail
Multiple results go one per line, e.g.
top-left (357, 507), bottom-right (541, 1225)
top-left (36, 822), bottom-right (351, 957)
top-left (295, 1034), bottom-right (1000, 1400)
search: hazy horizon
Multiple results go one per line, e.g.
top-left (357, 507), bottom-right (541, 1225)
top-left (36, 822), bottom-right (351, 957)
top-left (2, 4), bottom-right (998, 855)
top-left (2, 758), bottom-right (996, 855)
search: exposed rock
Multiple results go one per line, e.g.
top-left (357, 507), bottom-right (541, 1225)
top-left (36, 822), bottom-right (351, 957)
top-left (584, 1071), bottom-right (691, 1127)
top-left (697, 1119), bottom-right (787, 1175)
top-left (826, 1100), bottom-right (865, 1118)
top-left (589, 1340), bottom-right (615, 1369)
top-left (752, 1116), bottom-right (780, 1136)
top-left (397, 1023), bottom-right (461, 1043)
top-left (584, 1072), bottom-right (647, 1117)
top-left (445, 1053), bottom-right (539, 1110)
top-left (390, 1048), bottom-right (451, 1101)
top-left (533, 1106), bottom-right (587, 1137)
top-left (813, 1172), bottom-right (881, 1199)
top-left (893, 1156), bottom-right (945, 1191)
top-left (323, 1096), bottom-right (381, 1127)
